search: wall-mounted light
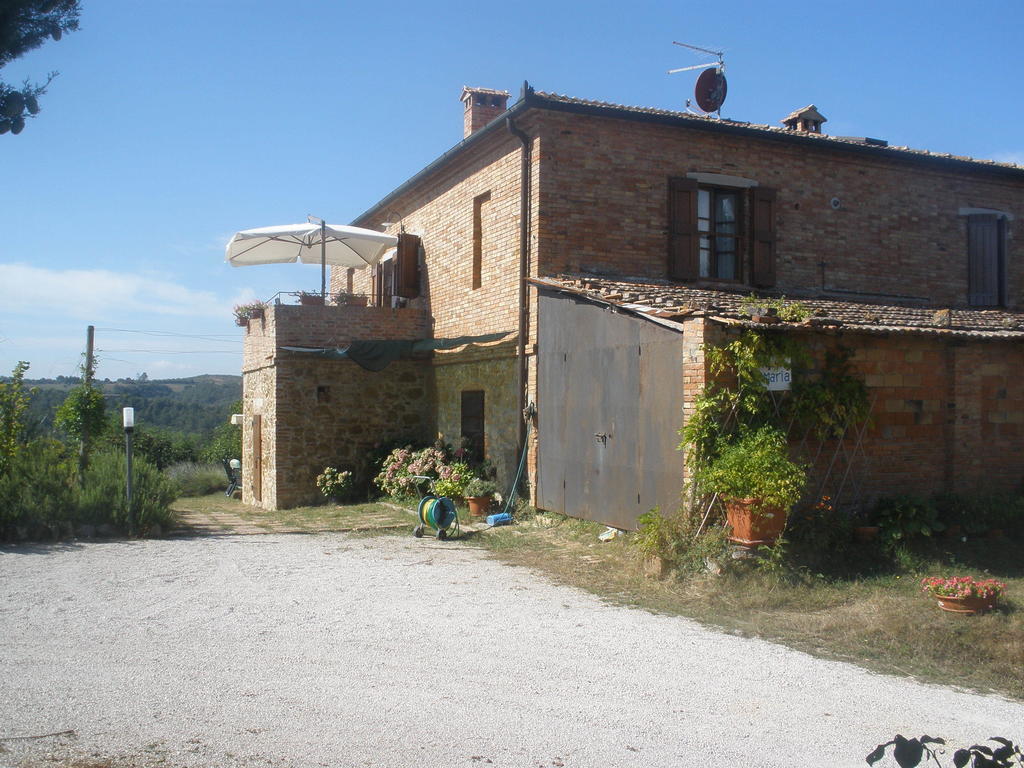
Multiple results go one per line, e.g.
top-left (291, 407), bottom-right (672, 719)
top-left (123, 407), bottom-right (135, 535)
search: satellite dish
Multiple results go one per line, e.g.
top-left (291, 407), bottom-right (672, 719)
top-left (695, 67), bottom-right (727, 113)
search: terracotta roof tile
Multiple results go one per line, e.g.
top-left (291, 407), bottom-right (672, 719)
top-left (531, 275), bottom-right (1024, 340)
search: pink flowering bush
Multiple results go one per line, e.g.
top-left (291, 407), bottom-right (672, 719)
top-left (374, 444), bottom-right (463, 498)
top-left (920, 576), bottom-right (1006, 600)
top-left (433, 461), bottom-right (472, 498)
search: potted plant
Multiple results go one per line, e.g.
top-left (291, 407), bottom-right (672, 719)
top-left (298, 291), bottom-right (325, 306)
top-left (463, 477), bottom-right (499, 517)
top-left (699, 426), bottom-right (806, 546)
top-left (316, 466), bottom-right (353, 504)
top-left (851, 503), bottom-right (880, 543)
top-left (334, 292), bottom-right (368, 307)
top-left (921, 576), bottom-right (1006, 615)
top-left (233, 301), bottom-right (267, 326)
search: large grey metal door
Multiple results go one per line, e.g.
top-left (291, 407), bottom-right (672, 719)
top-left (537, 292), bottom-right (686, 530)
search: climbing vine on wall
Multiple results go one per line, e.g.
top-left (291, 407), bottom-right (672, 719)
top-left (679, 330), bottom-right (870, 482)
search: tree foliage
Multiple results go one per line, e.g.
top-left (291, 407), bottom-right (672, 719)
top-left (0, 0), bottom-right (81, 136)
top-left (0, 361), bottom-right (34, 473)
top-left (54, 381), bottom-right (106, 452)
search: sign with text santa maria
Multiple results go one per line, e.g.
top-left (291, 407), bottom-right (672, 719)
top-left (760, 366), bottom-right (792, 391)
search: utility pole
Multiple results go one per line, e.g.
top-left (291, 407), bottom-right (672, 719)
top-left (79, 325), bottom-right (94, 474)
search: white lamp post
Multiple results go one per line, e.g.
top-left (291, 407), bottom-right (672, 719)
top-left (123, 407), bottom-right (135, 536)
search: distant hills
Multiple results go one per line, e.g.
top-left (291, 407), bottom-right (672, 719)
top-left (22, 374), bottom-right (242, 437)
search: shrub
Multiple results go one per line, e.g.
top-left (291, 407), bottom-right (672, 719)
top-left (433, 460), bottom-right (472, 498)
top-left (316, 466), bottom-right (353, 500)
top-left (0, 438), bottom-right (77, 536)
top-left (79, 449), bottom-right (178, 534)
top-left (375, 444), bottom-right (451, 498)
top-left (632, 505), bottom-right (729, 575)
top-left (874, 495), bottom-right (944, 548)
top-left (165, 461), bottom-right (225, 497)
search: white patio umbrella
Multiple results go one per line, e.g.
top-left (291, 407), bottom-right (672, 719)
top-left (225, 219), bottom-right (398, 297)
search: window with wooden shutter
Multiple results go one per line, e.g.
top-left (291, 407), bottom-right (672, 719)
top-left (750, 187), bottom-right (777, 287)
top-left (372, 258), bottom-right (395, 307)
top-left (395, 233), bottom-right (420, 299)
top-left (668, 177), bottom-right (699, 280)
top-left (967, 214), bottom-right (1006, 307)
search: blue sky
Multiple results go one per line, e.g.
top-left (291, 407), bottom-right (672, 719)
top-left (2, 0), bottom-right (1022, 381)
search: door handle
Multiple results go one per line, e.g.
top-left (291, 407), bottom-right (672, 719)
top-left (594, 433), bottom-right (608, 445)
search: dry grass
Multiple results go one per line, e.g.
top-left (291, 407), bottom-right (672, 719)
top-left (474, 511), bottom-right (1024, 700)
top-left (170, 493), bottom-right (415, 535)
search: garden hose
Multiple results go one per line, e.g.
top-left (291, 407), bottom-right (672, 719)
top-left (498, 413), bottom-right (534, 521)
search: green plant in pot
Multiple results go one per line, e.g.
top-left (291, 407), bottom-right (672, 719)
top-left (698, 426), bottom-right (807, 546)
top-left (463, 476), bottom-right (499, 517)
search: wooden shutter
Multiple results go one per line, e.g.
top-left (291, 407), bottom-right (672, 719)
top-left (668, 177), bottom-right (699, 280)
top-left (395, 233), bottom-right (420, 299)
top-left (750, 187), bottom-right (777, 288)
top-left (251, 414), bottom-right (262, 503)
top-left (967, 214), bottom-right (1000, 306)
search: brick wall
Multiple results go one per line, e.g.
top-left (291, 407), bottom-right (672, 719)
top-left (341, 126), bottom-right (538, 341)
top-left (700, 325), bottom-right (1024, 510)
top-left (533, 110), bottom-right (1023, 309)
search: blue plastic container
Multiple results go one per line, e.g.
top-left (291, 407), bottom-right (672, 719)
top-left (486, 512), bottom-right (513, 527)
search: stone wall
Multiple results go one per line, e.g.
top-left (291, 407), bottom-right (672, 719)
top-left (432, 346), bottom-right (519, 487)
top-left (241, 302), bottom-right (434, 509)
top-left (270, 357), bottom-right (433, 509)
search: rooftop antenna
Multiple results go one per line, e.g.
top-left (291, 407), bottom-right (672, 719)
top-left (668, 41), bottom-right (727, 116)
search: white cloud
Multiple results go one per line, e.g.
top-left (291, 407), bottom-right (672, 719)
top-left (0, 263), bottom-right (230, 320)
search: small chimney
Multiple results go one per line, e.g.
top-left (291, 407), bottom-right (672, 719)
top-left (461, 86), bottom-right (510, 138)
top-left (781, 104), bottom-right (827, 134)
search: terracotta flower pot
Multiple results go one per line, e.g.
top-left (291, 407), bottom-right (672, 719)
top-left (853, 525), bottom-right (880, 543)
top-left (723, 497), bottom-right (788, 546)
top-left (466, 496), bottom-right (492, 518)
top-left (934, 594), bottom-right (997, 615)
top-left (299, 294), bottom-right (325, 306)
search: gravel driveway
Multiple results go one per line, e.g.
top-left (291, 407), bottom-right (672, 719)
top-left (1, 533), bottom-right (1022, 768)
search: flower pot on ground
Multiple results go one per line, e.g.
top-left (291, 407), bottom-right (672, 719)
top-left (463, 477), bottom-right (499, 518)
top-left (853, 525), bottom-right (880, 543)
top-left (723, 497), bottom-right (789, 546)
top-left (697, 426), bottom-right (807, 547)
top-left (921, 576), bottom-right (1005, 615)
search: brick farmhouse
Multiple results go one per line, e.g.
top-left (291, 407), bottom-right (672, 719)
top-left (240, 83), bottom-right (1024, 528)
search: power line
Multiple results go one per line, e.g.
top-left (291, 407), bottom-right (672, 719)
top-left (96, 328), bottom-right (242, 343)
top-left (97, 348), bottom-right (241, 355)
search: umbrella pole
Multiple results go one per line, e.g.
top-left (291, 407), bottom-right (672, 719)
top-left (320, 220), bottom-right (327, 299)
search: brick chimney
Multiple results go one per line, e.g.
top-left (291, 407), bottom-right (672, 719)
top-left (781, 104), bottom-right (827, 134)
top-left (461, 86), bottom-right (510, 138)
